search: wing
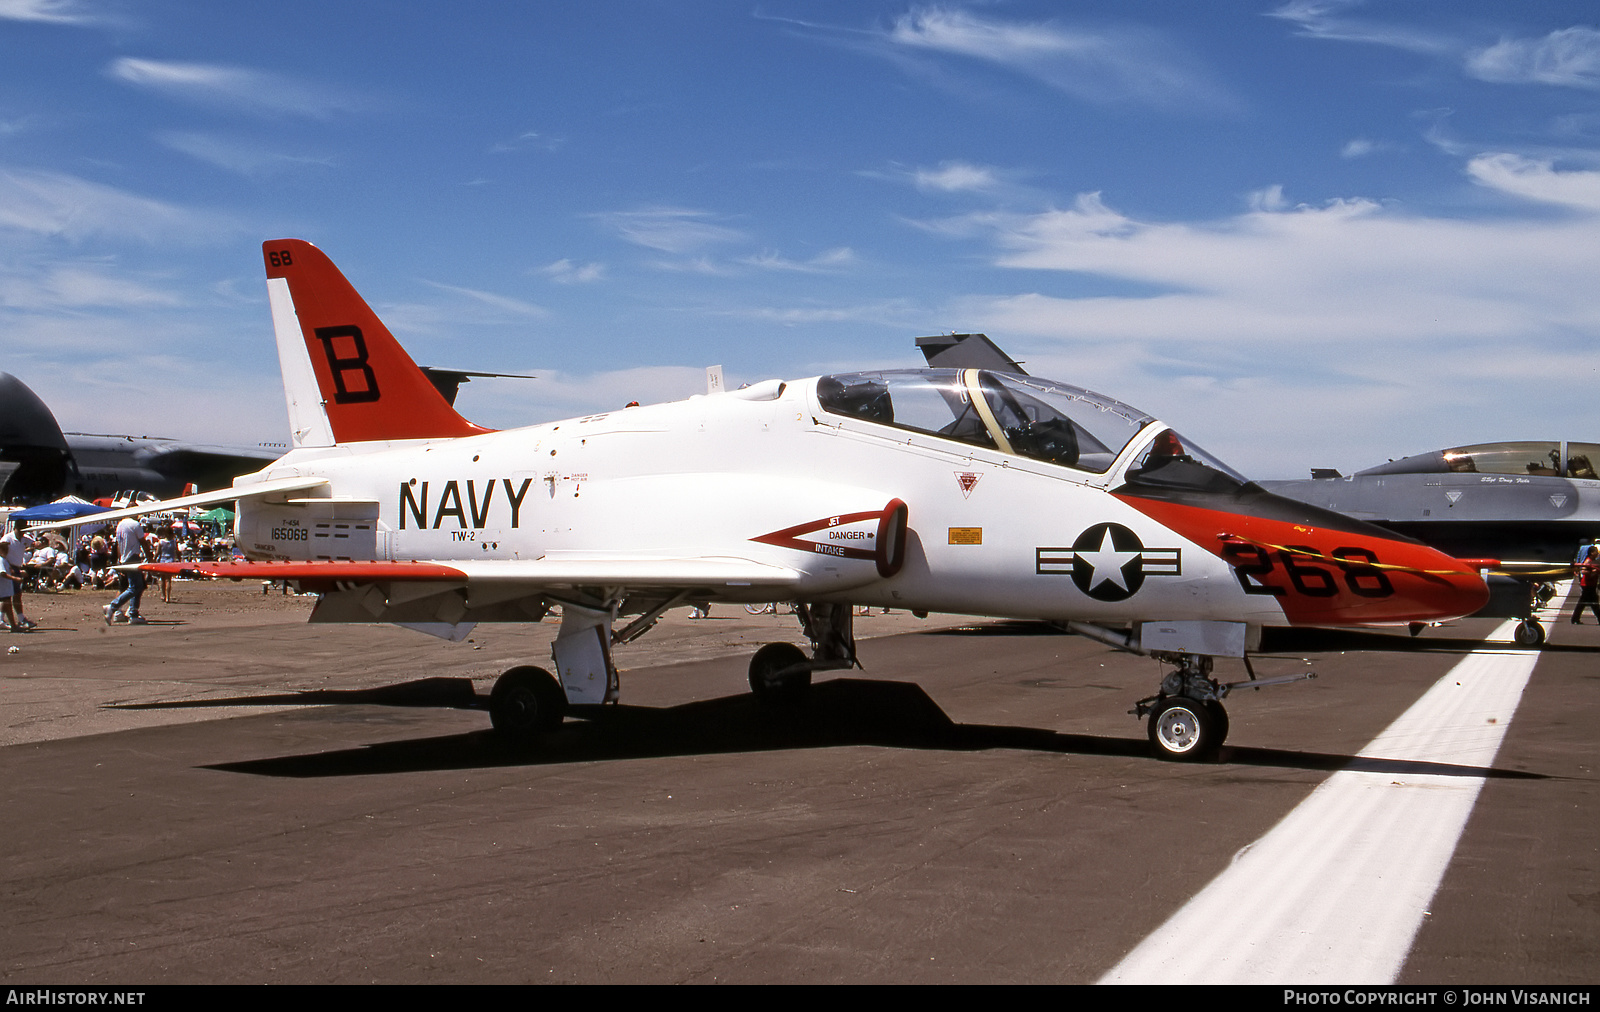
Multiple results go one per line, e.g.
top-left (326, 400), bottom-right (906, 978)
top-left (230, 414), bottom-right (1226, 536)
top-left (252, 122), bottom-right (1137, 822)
top-left (139, 555), bottom-right (803, 629)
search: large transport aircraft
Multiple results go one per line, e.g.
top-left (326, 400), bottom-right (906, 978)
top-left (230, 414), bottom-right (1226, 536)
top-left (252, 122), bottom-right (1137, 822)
top-left (54, 239), bottom-right (1490, 761)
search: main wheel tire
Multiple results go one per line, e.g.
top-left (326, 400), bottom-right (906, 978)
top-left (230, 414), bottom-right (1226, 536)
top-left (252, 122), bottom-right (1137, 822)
top-left (1148, 697), bottom-right (1221, 762)
top-left (749, 642), bottom-right (811, 707)
top-left (1514, 620), bottom-right (1545, 648)
top-left (489, 666), bottom-right (566, 742)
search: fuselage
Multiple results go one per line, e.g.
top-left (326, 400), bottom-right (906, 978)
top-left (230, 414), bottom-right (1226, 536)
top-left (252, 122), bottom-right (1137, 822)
top-left (232, 372), bottom-right (1487, 632)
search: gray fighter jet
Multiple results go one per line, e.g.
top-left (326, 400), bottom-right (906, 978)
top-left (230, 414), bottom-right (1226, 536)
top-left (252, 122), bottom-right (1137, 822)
top-left (1262, 441), bottom-right (1600, 646)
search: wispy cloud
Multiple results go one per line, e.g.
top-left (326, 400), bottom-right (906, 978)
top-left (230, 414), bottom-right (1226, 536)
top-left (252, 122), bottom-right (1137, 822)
top-left (0, 167), bottom-right (234, 242)
top-left (1267, 1), bottom-right (1456, 55)
top-left (107, 57), bottom-right (366, 119)
top-left (0, 0), bottom-right (102, 25)
top-left (595, 207), bottom-right (746, 254)
top-left (886, 6), bottom-right (1235, 111)
top-left (1466, 152), bottom-right (1600, 210)
top-left (1466, 27), bottom-right (1600, 90)
top-left (739, 247), bottom-right (857, 273)
top-left (1272, 4), bottom-right (1600, 93)
top-left (159, 132), bottom-right (335, 178)
top-left (515, 366), bottom-right (712, 420)
top-left (914, 161), bottom-right (999, 193)
top-left (718, 299), bottom-right (919, 328)
top-left (0, 263), bottom-right (182, 311)
top-left (489, 130), bottom-right (565, 154)
top-left (418, 280), bottom-right (546, 317)
top-left (538, 258), bottom-right (605, 284)
top-left (1340, 138), bottom-right (1377, 159)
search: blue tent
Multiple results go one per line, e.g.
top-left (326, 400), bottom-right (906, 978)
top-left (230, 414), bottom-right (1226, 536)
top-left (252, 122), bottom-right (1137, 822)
top-left (11, 501), bottom-right (114, 522)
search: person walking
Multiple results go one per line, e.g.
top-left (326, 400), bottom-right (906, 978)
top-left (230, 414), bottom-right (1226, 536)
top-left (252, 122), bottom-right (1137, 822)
top-left (105, 517), bottom-right (149, 625)
top-left (1571, 546), bottom-right (1600, 625)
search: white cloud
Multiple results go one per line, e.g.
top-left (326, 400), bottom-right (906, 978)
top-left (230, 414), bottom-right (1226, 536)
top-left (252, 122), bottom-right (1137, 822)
top-left (0, 264), bottom-right (182, 310)
top-left (596, 207), bottom-right (745, 254)
top-left (1267, 1), bottom-right (1455, 55)
top-left (887, 6), bottom-right (1233, 111)
top-left (485, 366), bottom-right (712, 424)
top-left (718, 299), bottom-right (919, 328)
top-left (0, 167), bottom-right (234, 242)
top-left (417, 280), bottom-right (546, 317)
top-left (159, 132), bottom-right (335, 178)
top-left (958, 187), bottom-right (1600, 340)
top-left (489, 130), bottom-right (564, 154)
top-left (740, 247), bottom-right (857, 273)
top-left (1466, 153), bottom-right (1600, 210)
top-left (1466, 27), bottom-right (1600, 90)
top-left (538, 259), bottom-right (606, 284)
top-left (0, 0), bottom-right (99, 24)
top-left (107, 57), bottom-right (365, 119)
top-left (908, 164), bottom-right (1600, 474)
top-left (1247, 184), bottom-right (1289, 211)
top-left (1341, 138), bottom-right (1374, 159)
top-left (914, 161), bottom-right (998, 193)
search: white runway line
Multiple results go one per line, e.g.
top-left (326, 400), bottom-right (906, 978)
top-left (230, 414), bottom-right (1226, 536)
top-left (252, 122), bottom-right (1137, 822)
top-left (1101, 618), bottom-right (1543, 984)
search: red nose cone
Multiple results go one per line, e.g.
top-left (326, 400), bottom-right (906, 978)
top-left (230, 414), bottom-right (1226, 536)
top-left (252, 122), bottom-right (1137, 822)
top-left (1117, 495), bottom-right (1489, 627)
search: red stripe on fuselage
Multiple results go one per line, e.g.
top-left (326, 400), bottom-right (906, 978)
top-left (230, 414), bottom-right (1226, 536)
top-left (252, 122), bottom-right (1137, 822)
top-left (1115, 493), bottom-right (1488, 625)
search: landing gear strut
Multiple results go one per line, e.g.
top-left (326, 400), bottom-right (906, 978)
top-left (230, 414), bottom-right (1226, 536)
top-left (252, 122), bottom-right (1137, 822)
top-left (1134, 655), bottom-right (1229, 762)
top-left (748, 602), bottom-right (859, 707)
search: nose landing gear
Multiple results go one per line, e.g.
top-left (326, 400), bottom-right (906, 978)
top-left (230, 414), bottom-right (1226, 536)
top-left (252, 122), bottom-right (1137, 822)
top-left (1131, 652), bottom-right (1313, 761)
top-left (1134, 656), bottom-right (1229, 762)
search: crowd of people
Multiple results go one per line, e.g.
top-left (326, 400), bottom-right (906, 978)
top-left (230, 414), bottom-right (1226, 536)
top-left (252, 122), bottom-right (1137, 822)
top-left (1, 516), bottom-right (236, 632)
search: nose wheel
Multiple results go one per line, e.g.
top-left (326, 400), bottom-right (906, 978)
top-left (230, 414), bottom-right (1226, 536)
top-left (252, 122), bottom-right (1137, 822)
top-left (1134, 654), bottom-right (1230, 762)
top-left (1146, 697), bottom-right (1227, 761)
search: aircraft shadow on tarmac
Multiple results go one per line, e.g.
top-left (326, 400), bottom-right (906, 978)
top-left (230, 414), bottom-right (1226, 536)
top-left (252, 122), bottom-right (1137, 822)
top-left (119, 676), bottom-right (1545, 782)
top-left (926, 620), bottom-right (1600, 656)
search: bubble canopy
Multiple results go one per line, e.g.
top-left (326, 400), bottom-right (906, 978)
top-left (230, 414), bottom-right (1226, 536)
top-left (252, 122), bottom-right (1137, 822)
top-left (814, 368), bottom-right (1249, 493)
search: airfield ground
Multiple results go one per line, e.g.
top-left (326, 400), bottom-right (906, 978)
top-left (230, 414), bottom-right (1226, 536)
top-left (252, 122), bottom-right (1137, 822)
top-left (0, 580), bottom-right (1595, 984)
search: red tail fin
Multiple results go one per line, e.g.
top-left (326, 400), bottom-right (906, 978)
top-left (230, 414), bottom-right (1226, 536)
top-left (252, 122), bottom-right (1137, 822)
top-left (263, 239), bottom-right (492, 444)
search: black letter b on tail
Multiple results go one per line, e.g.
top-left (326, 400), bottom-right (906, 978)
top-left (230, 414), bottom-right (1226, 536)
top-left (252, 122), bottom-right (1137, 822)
top-left (314, 325), bottom-right (381, 403)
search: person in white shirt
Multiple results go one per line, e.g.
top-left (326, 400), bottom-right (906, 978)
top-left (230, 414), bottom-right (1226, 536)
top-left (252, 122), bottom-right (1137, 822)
top-left (0, 525), bottom-right (36, 631)
top-left (105, 517), bottom-right (149, 625)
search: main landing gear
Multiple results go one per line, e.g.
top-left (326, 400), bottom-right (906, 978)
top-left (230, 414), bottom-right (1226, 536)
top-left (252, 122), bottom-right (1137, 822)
top-left (1133, 655), bottom-right (1230, 762)
top-left (1512, 579), bottom-right (1557, 647)
top-left (489, 665), bottom-right (566, 744)
top-left (748, 602), bottom-right (859, 707)
top-left (485, 597), bottom-right (860, 745)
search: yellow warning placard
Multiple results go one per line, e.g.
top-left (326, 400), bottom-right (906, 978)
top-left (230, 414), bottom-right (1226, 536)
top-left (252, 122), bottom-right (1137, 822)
top-left (948, 527), bottom-right (982, 545)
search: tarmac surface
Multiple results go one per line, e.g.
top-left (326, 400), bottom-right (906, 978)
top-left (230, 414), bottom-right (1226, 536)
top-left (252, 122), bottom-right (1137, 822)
top-left (0, 580), bottom-right (1595, 984)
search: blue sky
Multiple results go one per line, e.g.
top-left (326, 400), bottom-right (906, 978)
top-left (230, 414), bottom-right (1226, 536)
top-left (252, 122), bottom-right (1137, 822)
top-left (3, 0), bottom-right (1599, 476)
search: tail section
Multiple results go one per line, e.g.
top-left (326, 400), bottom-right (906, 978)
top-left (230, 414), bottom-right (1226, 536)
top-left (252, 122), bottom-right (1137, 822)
top-left (263, 239), bottom-right (493, 446)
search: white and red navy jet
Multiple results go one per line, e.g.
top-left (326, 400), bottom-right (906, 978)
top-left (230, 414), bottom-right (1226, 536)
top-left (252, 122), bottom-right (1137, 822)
top-left (79, 240), bottom-right (1488, 760)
